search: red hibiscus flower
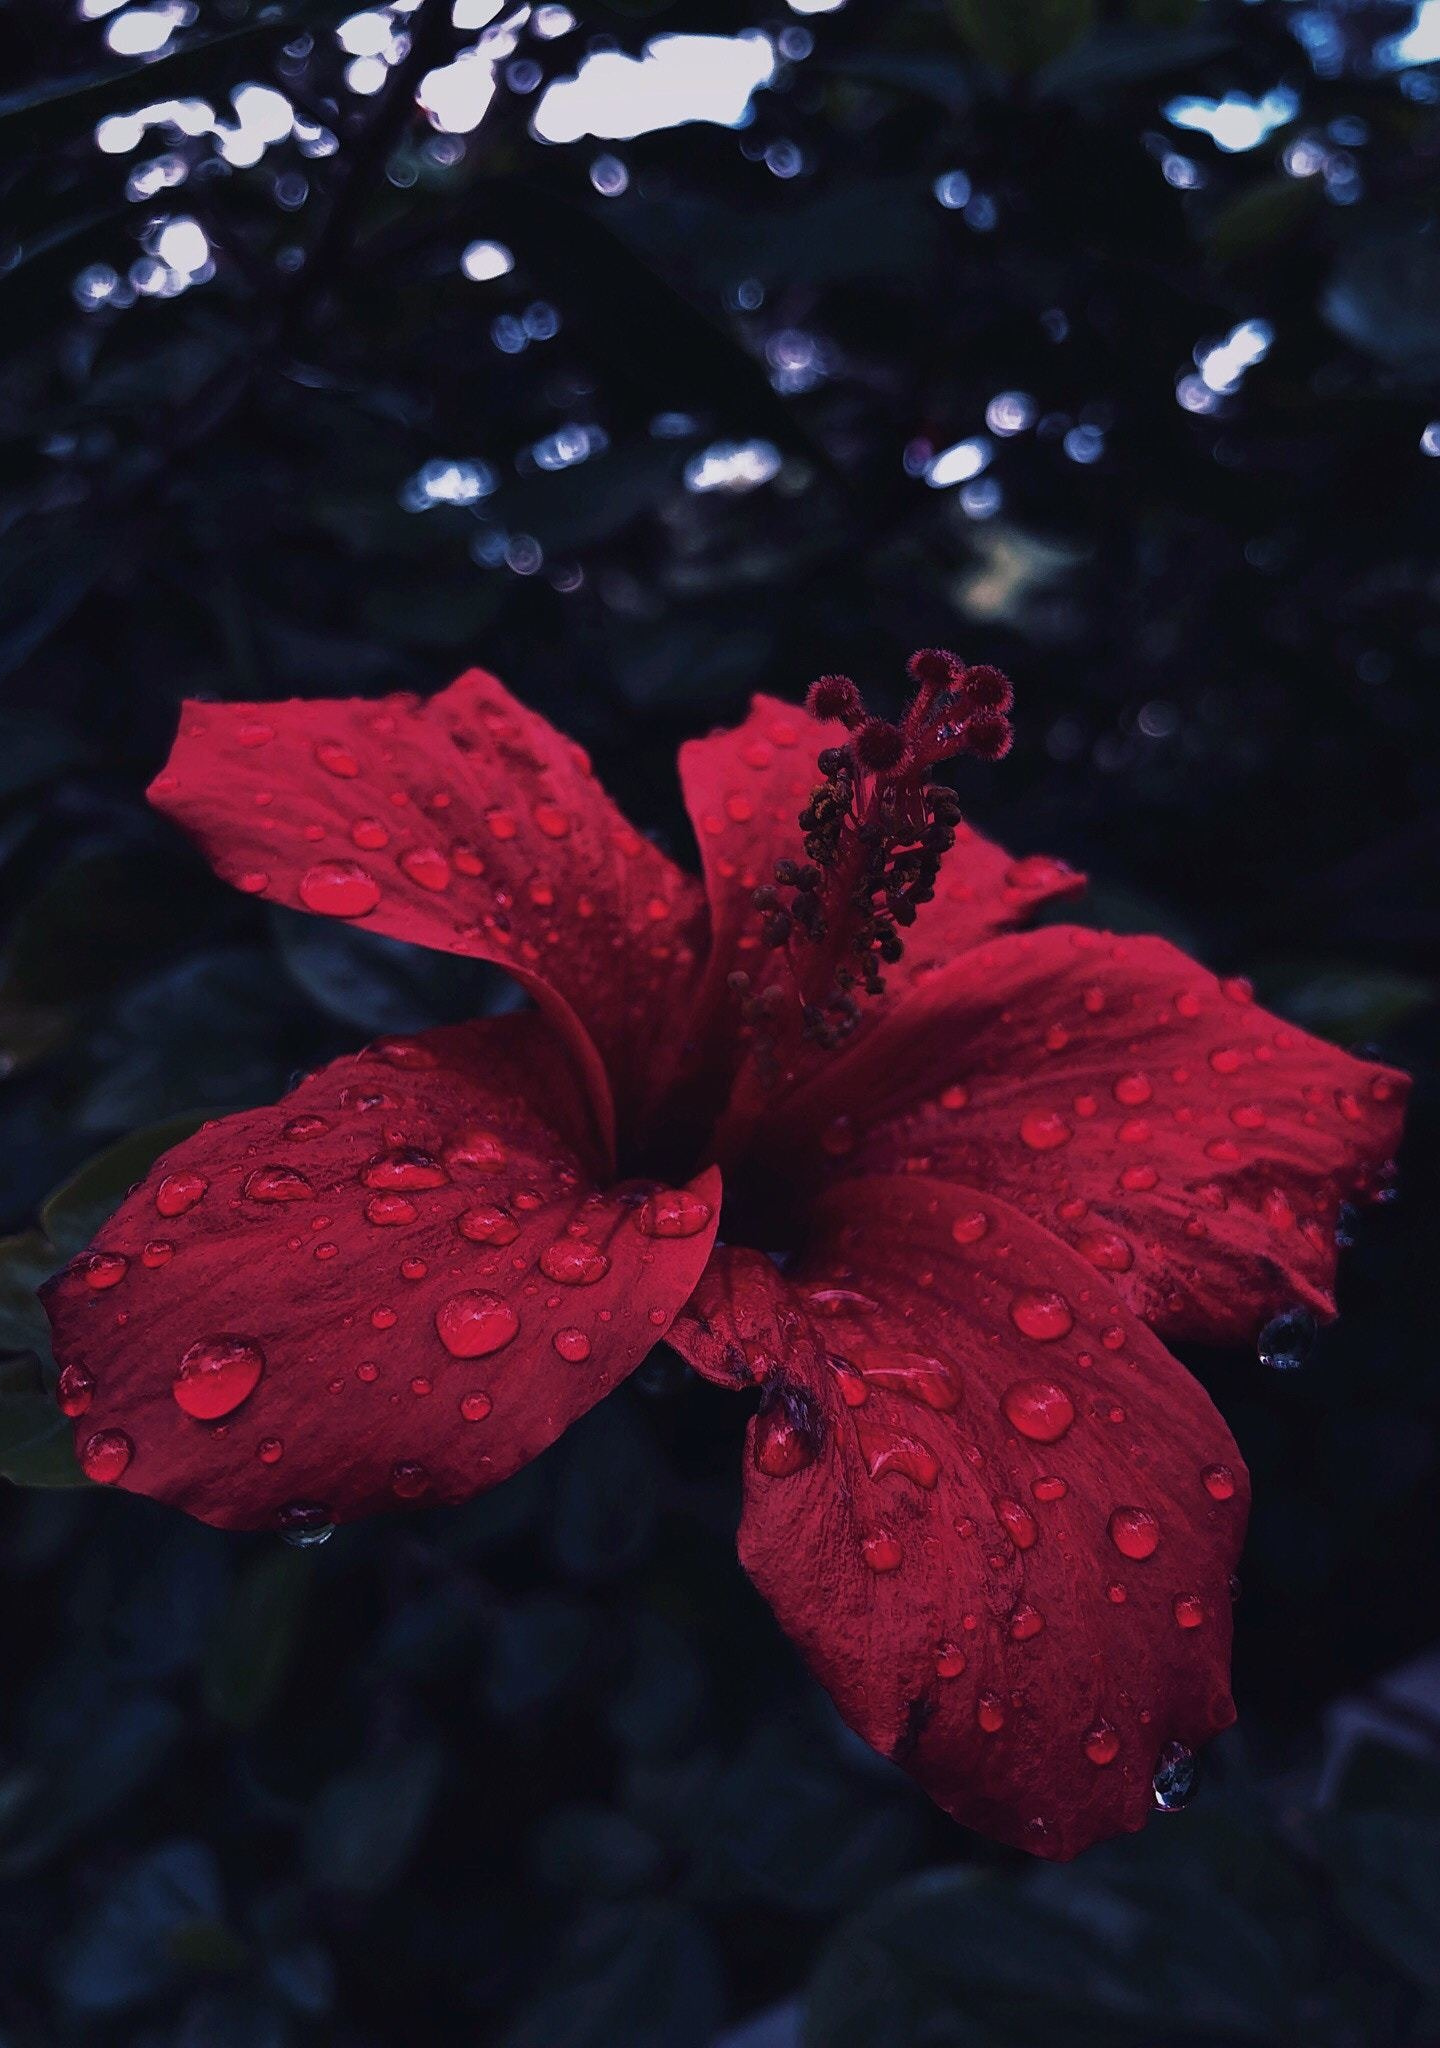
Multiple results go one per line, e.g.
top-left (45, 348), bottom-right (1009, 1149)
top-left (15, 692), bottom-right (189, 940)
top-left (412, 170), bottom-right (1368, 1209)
top-left (43, 656), bottom-right (1407, 1861)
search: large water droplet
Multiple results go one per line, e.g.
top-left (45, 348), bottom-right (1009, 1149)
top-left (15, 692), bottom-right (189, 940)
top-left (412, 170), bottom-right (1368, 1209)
top-left (363, 1147), bottom-right (449, 1190)
top-left (539, 1240), bottom-right (611, 1286)
top-left (1257, 1306), bottom-right (1315, 1371)
top-left (1083, 1720), bottom-right (1120, 1766)
top-left (636, 1188), bottom-right (713, 1238)
top-left (1108, 1505), bottom-right (1160, 1560)
top-left (80, 1428), bottom-right (133, 1483)
top-left (173, 1335), bottom-right (265, 1419)
top-left (82, 1251), bottom-right (128, 1290)
top-left (57, 1364), bottom-right (95, 1417)
top-left (1020, 1110), bottom-right (1072, 1151)
top-left (754, 1406), bottom-right (815, 1476)
top-left (155, 1170), bottom-right (207, 1217)
top-left (860, 1348), bottom-right (961, 1411)
top-left (1151, 1740), bottom-right (1198, 1812)
top-left (244, 1165), bottom-right (313, 1203)
top-left (1009, 1289), bottom-right (1074, 1342)
top-left (436, 1290), bottom-right (519, 1357)
top-left (366, 1192), bottom-right (416, 1225)
top-left (459, 1204), bottom-right (519, 1246)
top-left (277, 1503), bottom-right (334, 1546)
top-left (1001, 1378), bottom-right (1075, 1442)
top-left (298, 860), bottom-right (381, 918)
top-left (552, 1327), bottom-right (592, 1363)
top-left (860, 1530), bottom-right (902, 1572)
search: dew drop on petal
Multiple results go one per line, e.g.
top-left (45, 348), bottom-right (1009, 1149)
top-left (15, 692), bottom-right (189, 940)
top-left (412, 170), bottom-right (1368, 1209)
top-left (1173, 1593), bottom-right (1206, 1629)
top-left (392, 1459), bottom-right (430, 1499)
top-left (258, 1437), bottom-right (284, 1464)
top-left (1001, 1378), bottom-right (1075, 1442)
top-left (935, 1644), bottom-right (967, 1679)
top-left (1152, 1740), bottom-right (1198, 1811)
top-left (1020, 1110), bottom-right (1072, 1151)
top-left (976, 1692), bottom-right (1006, 1733)
top-left (552, 1327), bottom-right (592, 1363)
top-left (754, 1407), bottom-right (814, 1476)
top-left (277, 1503), bottom-right (334, 1546)
top-left (362, 1148), bottom-right (449, 1191)
top-left (1202, 1463), bottom-right (1236, 1500)
top-left (458, 1205), bottom-right (520, 1246)
top-left (1009, 1602), bottom-right (1044, 1641)
top-left (82, 1252), bottom-right (128, 1290)
top-left (366, 1193), bottom-right (416, 1225)
top-left (399, 847), bottom-right (451, 892)
top-left (861, 1530), bottom-right (903, 1572)
top-left (460, 1390), bottom-right (493, 1421)
top-left (1009, 1289), bottom-right (1074, 1341)
top-left (539, 1240), bottom-right (611, 1285)
top-left (636, 1188), bottom-right (713, 1238)
top-left (1108, 1505), bottom-right (1160, 1559)
top-left (155, 1171), bottom-right (207, 1217)
top-left (173, 1335), bottom-right (265, 1419)
top-left (950, 1209), bottom-right (989, 1245)
top-left (57, 1364), bottom-right (95, 1417)
top-left (435, 1290), bottom-right (519, 1357)
top-left (244, 1165), bottom-right (314, 1203)
top-left (1257, 1306), bottom-right (1315, 1371)
top-left (298, 860), bottom-right (381, 918)
top-left (80, 1428), bottom-right (133, 1483)
top-left (316, 741), bottom-right (360, 777)
top-left (1084, 1720), bottom-right (1120, 1766)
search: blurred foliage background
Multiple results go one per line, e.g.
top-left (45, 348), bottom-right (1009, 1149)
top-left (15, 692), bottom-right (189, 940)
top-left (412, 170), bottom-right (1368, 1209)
top-left (1, 0), bottom-right (1439, 2040)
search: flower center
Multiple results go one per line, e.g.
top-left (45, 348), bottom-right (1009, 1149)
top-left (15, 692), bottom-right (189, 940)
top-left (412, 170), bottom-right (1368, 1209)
top-left (731, 648), bottom-right (1014, 1068)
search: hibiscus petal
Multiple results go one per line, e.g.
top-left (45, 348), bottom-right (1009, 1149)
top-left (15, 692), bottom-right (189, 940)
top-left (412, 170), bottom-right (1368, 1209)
top-left (149, 672), bottom-right (708, 1150)
top-left (745, 927), bottom-right (1408, 1346)
top-left (42, 1018), bottom-right (720, 1531)
top-left (669, 1178), bottom-right (1247, 1859)
top-left (675, 694), bottom-right (1083, 1085)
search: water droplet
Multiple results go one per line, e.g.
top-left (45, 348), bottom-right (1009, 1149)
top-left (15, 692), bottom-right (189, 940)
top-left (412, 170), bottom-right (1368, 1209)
top-left (533, 802), bottom-right (572, 839)
top-left (362, 1147), bottom-right (448, 1190)
top-left (1078, 1229), bottom-right (1134, 1272)
top-left (539, 1240), bottom-right (611, 1285)
top-left (1031, 1474), bottom-right (1067, 1502)
top-left (755, 1406), bottom-right (815, 1476)
top-left (1001, 1377), bottom-right (1075, 1442)
top-left (436, 1290), bottom-right (519, 1357)
top-left (316, 740), bottom-right (360, 777)
top-left (861, 1349), bottom-right (961, 1411)
top-left (1202, 1463), bottom-right (1236, 1501)
top-left (552, 1327), bottom-right (592, 1363)
top-left (142, 1239), bottom-right (175, 1267)
top-left (366, 1193), bottom-right (416, 1225)
top-left (1152, 1740), bottom-right (1198, 1811)
top-left (864, 1434), bottom-right (940, 1488)
top-left (950, 1209), bottom-right (989, 1245)
top-left (352, 817), bottom-right (390, 850)
top-left (392, 1459), bottom-right (430, 1499)
top-left (460, 1390), bottom-right (493, 1421)
top-left (258, 1437), bottom-right (284, 1464)
top-left (861, 1530), bottom-right (902, 1572)
top-left (1258, 1306), bottom-right (1315, 1371)
top-left (82, 1251), bottom-right (128, 1290)
top-left (459, 1204), bottom-right (519, 1245)
top-left (1009, 1289), bottom-right (1074, 1341)
top-left (244, 1165), bottom-right (313, 1203)
top-left (940, 1083), bottom-right (969, 1111)
top-left (1173, 1593), bottom-right (1205, 1629)
top-left (80, 1427), bottom-right (133, 1483)
top-left (277, 1503), bottom-right (334, 1546)
top-left (1108, 1505), bottom-right (1160, 1560)
top-left (976, 1692), bottom-right (1006, 1733)
top-left (155, 1170), bottom-right (207, 1217)
top-left (57, 1364), bottom-right (95, 1417)
top-left (1084, 1720), bottom-right (1120, 1766)
top-left (399, 846), bottom-right (451, 892)
top-left (1120, 1163), bottom-right (1158, 1191)
top-left (1020, 1110), bottom-right (1072, 1151)
top-left (636, 1188), bottom-right (713, 1238)
top-left (995, 1496), bottom-right (1038, 1549)
top-left (935, 1644), bottom-right (967, 1678)
top-left (173, 1335), bottom-right (265, 1419)
top-left (298, 860), bottom-right (381, 918)
top-left (1113, 1072), bottom-right (1152, 1105)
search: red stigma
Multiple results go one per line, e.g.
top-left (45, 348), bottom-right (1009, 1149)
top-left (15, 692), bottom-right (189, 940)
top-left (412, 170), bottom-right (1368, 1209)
top-left (806, 675), bottom-right (865, 728)
top-left (854, 720), bottom-right (909, 772)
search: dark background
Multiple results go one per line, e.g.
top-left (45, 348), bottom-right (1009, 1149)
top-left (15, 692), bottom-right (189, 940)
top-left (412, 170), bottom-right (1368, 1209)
top-left (2, 0), bottom-right (1438, 2041)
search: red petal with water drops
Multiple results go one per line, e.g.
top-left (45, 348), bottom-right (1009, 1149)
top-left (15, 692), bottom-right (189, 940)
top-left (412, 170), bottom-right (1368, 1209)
top-left (42, 1017), bottom-right (720, 1531)
top-left (667, 1178), bottom-right (1248, 1860)
top-left (750, 928), bottom-right (1408, 1345)
top-left (148, 671), bottom-right (708, 1153)
top-left (674, 694), bottom-right (1084, 1079)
